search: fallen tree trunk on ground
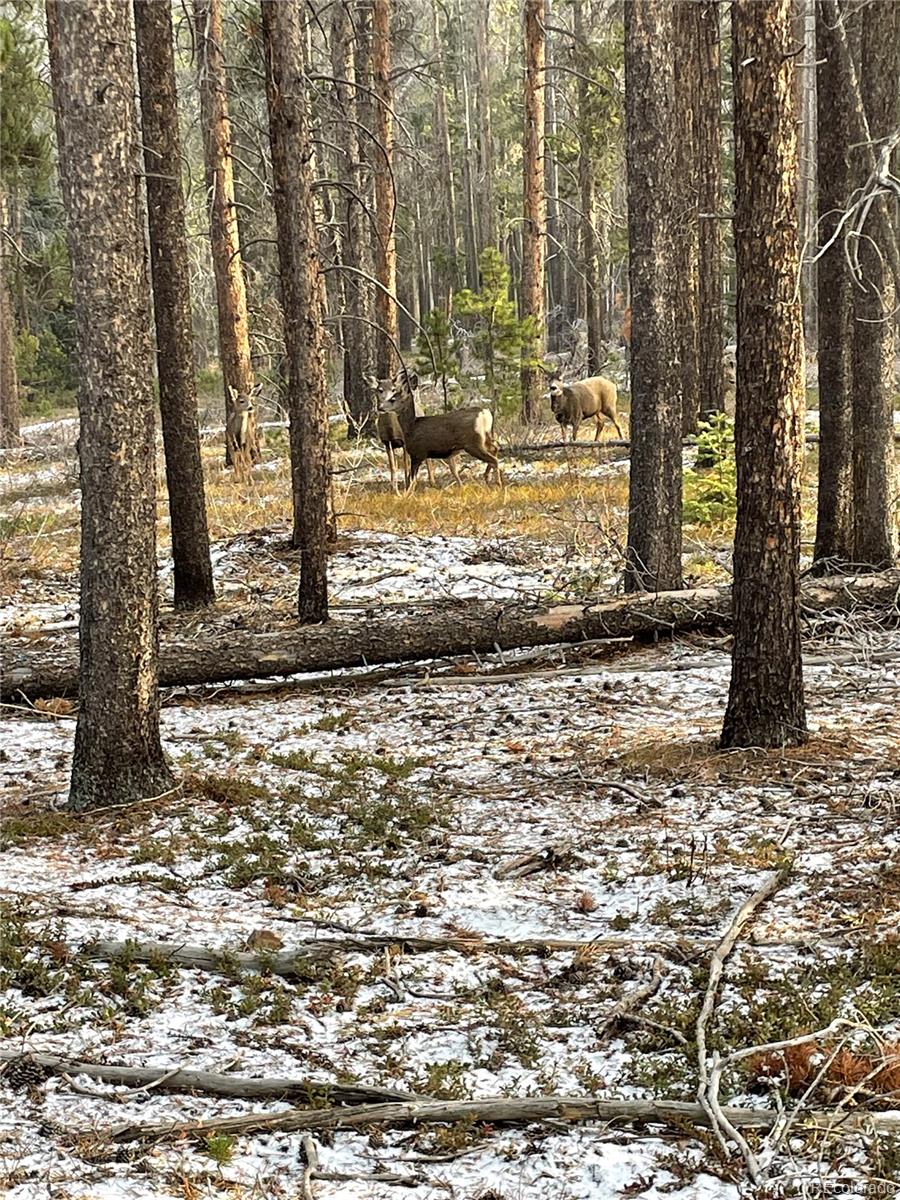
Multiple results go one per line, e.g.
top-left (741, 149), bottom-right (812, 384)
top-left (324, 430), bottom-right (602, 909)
top-left (0, 1051), bottom-right (416, 1104)
top-left (94, 1093), bottom-right (900, 1144)
top-left (4, 570), bottom-right (898, 700)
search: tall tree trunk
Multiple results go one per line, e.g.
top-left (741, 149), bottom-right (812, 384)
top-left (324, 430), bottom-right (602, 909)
top-left (372, 0), bottom-right (398, 377)
top-left (520, 0), bottom-right (546, 423)
top-left (474, 1), bottom-right (497, 252)
top-left (261, 0), bottom-right (329, 622)
top-left (623, 0), bottom-right (682, 593)
top-left (431, 0), bottom-right (459, 308)
top-left (456, 0), bottom-right (480, 290)
top-left (134, 0), bottom-right (214, 611)
top-left (574, 0), bottom-right (602, 375)
top-left (695, 0), bottom-right (725, 422)
top-left (193, 0), bottom-right (259, 465)
top-left (0, 209), bottom-right (22, 447)
top-left (799, 1), bottom-right (818, 349)
top-left (673, 2), bottom-right (701, 435)
top-left (331, 1), bottom-right (375, 437)
top-left (849, 0), bottom-right (898, 570)
top-left (544, 0), bottom-right (563, 354)
top-left (721, 0), bottom-right (807, 749)
top-left (812, 0), bottom-right (854, 570)
top-left (47, 0), bottom-right (174, 809)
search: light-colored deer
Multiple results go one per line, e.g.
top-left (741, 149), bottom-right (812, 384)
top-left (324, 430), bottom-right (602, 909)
top-left (377, 372), bottom-right (502, 492)
top-left (226, 386), bottom-right (257, 479)
top-left (548, 370), bottom-right (624, 442)
top-left (365, 372), bottom-right (436, 492)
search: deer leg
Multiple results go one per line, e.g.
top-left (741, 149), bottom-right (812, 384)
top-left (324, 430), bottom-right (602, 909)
top-left (405, 457), bottom-right (421, 495)
top-left (594, 417), bottom-right (603, 442)
top-left (386, 444), bottom-right (397, 492)
top-left (612, 417), bottom-right (624, 440)
top-left (426, 458), bottom-right (436, 486)
top-left (448, 454), bottom-right (464, 486)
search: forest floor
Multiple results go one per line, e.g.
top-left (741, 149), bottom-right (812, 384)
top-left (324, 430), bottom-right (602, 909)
top-left (2, 415), bottom-right (900, 1199)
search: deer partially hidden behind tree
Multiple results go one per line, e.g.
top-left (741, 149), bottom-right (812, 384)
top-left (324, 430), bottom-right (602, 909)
top-left (547, 370), bottom-right (624, 442)
top-left (375, 371), bottom-right (502, 492)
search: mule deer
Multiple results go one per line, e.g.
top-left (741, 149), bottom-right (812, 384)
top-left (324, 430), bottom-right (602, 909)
top-left (377, 372), bottom-right (502, 492)
top-left (365, 372), bottom-right (436, 492)
top-left (548, 371), bottom-right (624, 442)
top-left (226, 386), bottom-right (257, 478)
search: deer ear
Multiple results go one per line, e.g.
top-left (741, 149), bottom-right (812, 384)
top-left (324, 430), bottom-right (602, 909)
top-left (406, 372), bottom-right (419, 391)
top-left (364, 374), bottom-right (379, 390)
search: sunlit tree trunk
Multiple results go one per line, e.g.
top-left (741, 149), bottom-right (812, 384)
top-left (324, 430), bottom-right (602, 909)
top-left (0, 204), bottom-right (21, 447)
top-left (624, 0), bottom-right (682, 593)
top-left (134, 0), bottom-right (214, 610)
top-left (520, 0), bottom-right (546, 423)
top-left (474, 1), bottom-right (497, 251)
top-left (721, 0), bottom-right (807, 749)
top-left (47, 0), bottom-right (174, 809)
top-left (432, 0), bottom-right (460, 307)
top-left (193, 0), bottom-right (258, 465)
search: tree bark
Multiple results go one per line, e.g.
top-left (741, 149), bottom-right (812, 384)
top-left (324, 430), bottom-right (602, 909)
top-left (372, 0), bottom-right (398, 378)
top-left (456, 0), bottom-right (481, 291)
top-left (695, 2), bottom-right (725, 423)
top-left (573, 0), bottom-right (603, 375)
top-left (474, 0), bottom-right (497, 252)
top-left (330, 1), bottom-right (376, 438)
top-left (6, 570), bottom-right (897, 701)
top-left (431, 0), bottom-right (460, 307)
top-left (520, 0), bottom-right (546, 423)
top-left (544, 0), bottom-right (564, 354)
top-left (624, 0), bottom-right (682, 592)
top-left (261, 0), bottom-right (329, 623)
top-left (812, 0), bottom-right (854, 570)
top-left (849, 0), bottom-right (898, 570)
top-left (46, 0), bottom-right (173, 809)
top-left (0, 216), bottom-right (22, 447)
top-left (722, 0), bottom-right (807, 749)
top-left (673, 2), bottom-right (701, 436)
top-left (193, 0), bottom-right (259, 465)
top-left (134, 0), bottom-right (215, 610)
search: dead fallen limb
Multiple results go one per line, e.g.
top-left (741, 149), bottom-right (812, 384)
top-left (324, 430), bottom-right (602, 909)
top-left (75, 925), bottom-right (855, 980)
top-left (0, 1051), bottom-right (417, 1105)
top-left (696, 869), bottom-right (792, 1184)
top-left (596, 956), bottom-right (666, 1043)
top-left (4, 570), bottom-right (898, 701)
top-left (79, 934), bottom-right (703, 977)
top-left (92, 1092), bottom-right (900, 1145)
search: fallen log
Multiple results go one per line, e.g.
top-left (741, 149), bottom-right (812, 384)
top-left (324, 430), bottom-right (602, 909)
top-left (3, 570), bottom-right (898, 701)
top-left (92, 1092), bottom-right (900, 1144)
top-left (0, 1051), bottom-right (417, 1105)
top-left (80, 934), bottom-right (700, 977)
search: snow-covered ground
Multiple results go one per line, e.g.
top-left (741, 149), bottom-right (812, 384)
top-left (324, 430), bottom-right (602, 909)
top-left (3, 625), bottom-right (899, 1198)
top-left (3, 431), bottom-right (899, 1198)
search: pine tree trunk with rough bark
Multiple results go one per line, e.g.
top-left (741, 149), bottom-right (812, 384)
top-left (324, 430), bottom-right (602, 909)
top-left (474, 1), bottom-right (497, 252)
top-left (193, 0), bottom-right (259, 466)
top-left (134, 0), bottom-right (214, 610)
top-left (47, 0), bottom-right (174, 809)
top-left (0, 225), bottom-right (21, 448)
top-left (372, 0), bottom-right (398, 378)
top-left (573, 0), bottom-right (603, 375)
top-left (432, 1), bottom-right (460, 307)
top-left (261, 0), bottom-right (329, 622)
top-left (624, 0), bottom-right (682, 593)
top-left (812, 0), bottom-right (854, 571)
top-left (673, 1), bottom-right (701, 436)
top-left (520, 0), bottom-right (546, 423)
top-left (330, 1), bottom-right (375, 438)
top-left (721, 0), bottom-right (807, 749)
top-left (695, 0), bottom-right (725, 422)
top-left (849, 0), bottom-right (898, 570)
